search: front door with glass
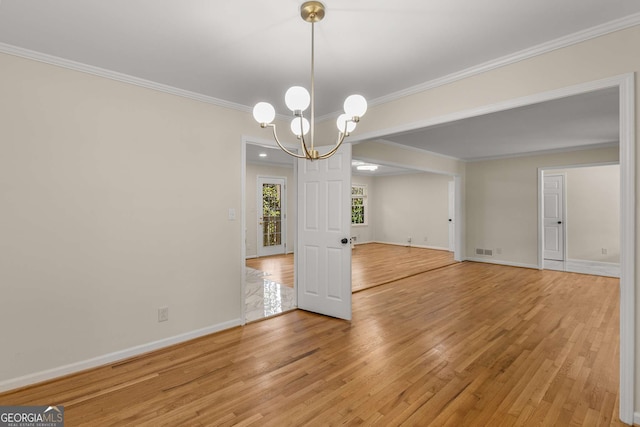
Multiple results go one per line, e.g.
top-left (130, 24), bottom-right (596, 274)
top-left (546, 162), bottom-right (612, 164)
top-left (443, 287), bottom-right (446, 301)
top-left (257, 177), bottom-right (287, 257)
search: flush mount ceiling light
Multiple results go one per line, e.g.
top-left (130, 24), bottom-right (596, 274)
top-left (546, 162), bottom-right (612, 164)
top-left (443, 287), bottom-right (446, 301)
top-left (252, 1), bottom-right (367, 161)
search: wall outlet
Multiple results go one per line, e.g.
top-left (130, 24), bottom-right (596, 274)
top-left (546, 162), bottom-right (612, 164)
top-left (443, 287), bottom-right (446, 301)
top-left (158, 306), bottom-right (169, 322)
top-left (407, 237), bottom-right (412, 244)
top-left (602, 248), bottom-right (608, 255)
top-left (424, 236), bottom-right (428, 242)
top-left (496, 248), bottom-right (502, 255)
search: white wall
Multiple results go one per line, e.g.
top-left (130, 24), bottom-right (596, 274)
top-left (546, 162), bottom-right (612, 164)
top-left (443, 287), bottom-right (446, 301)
top-left (371, 172), bottom-right (452, 249)
top-left (245, 163), bottom-right (295, 258)
top-left (0, 52), bottom-right (255, 387)
top-left (465, 147), bottom-right (619, 267)
top-left (555, 164), bottom-right (620, 263)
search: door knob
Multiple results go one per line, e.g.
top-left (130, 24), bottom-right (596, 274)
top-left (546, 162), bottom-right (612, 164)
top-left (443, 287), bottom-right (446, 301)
top-left (341, 238), bottom-right (349, 245)
top-left (448, 219), bottom-right (452, 222)
top-left (557, 221), bottom-right (562, 224)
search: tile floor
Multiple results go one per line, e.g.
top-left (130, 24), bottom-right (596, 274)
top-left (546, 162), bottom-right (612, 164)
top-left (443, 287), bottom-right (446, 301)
top-left (245, 267), bottom-right (296, 322)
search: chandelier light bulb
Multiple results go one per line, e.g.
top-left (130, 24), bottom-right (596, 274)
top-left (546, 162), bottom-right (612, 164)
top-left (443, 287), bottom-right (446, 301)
top-left (253, 102), bottom-right (276, 124)
top-left (336, 114), bottom-right (357, 133)
top-left (285, 86), bottom-right (311, 112)
top-left (344, 94), bottom-right (368, 118)
top-left (290, 117), bottom-right (310, 136)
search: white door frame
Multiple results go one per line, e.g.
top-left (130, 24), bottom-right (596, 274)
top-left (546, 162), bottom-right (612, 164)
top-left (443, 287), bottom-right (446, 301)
top-left (241, 137), bottom-right (298, 325)
top-left (346, 73), bottom-right (635, 424)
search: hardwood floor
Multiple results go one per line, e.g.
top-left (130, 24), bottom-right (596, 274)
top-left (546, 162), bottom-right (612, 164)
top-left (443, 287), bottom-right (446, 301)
top-left (352, 243), bottom-right (456, 292)
top-left (0, 262), bottom-right (624, 426)
top-left (246, 253), bottom-right (294, 287)
top-left (246, 243), bottom-right (457, 292)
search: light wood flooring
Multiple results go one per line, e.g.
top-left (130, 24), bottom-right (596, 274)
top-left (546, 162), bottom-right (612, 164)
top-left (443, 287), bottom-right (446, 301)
top-left (0, 262), bottom-right (624, 426)
top-left (246, 243), bottom-right (457, 292)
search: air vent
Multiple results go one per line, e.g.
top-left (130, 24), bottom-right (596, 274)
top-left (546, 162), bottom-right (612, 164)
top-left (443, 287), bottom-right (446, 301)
top-left (476, 248), bottom-right (494, 256)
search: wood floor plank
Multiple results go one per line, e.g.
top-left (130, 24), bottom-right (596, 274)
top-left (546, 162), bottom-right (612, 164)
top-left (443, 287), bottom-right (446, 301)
top-left (0, 260), bottom-right (626, 426)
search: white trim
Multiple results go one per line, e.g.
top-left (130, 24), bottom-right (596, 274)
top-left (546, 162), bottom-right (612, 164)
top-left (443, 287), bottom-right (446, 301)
top-left (0, 319), bottom-right (241, 393)
top-left (319, 13), bottom-right (640, 122)
top-left (0, 42), bottom-right (251, 112)
top-left (349, 74), bottom-right (635, 144)
top-left (464, 258), bottom-right (539, 270)
top-left (634, 412), bottom-right (640, 425)
top-left (465, 141), bottom-right (620, 163)
top-left (564, 259), bottom-right (620, 278)
top-left (617, 72), bottom-right (635, 425)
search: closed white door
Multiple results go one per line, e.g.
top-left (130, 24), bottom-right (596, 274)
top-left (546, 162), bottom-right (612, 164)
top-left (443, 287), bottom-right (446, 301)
top-left (448, 180), bottom-right (455, 252)
top-left (297, 144), bottom-right (352, 320)
top-left (543, 174), bottom-right (565, 261)
top-left (257, 177), bottom-right (286, 257)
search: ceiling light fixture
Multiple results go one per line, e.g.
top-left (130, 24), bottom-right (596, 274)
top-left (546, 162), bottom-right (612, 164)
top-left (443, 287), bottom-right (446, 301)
top-left (259, 153), bottom-right (267, 158)
top-left (252, 1), bottom-right (367, 161)
top-left (357, 164), bottom-right (378, 171)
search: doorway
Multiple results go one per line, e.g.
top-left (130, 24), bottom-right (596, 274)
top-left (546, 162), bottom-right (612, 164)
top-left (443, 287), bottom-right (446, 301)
top-left (543, 174), bottom-right (565, 264)
top-left (540, 164), bottom-right (620, 277)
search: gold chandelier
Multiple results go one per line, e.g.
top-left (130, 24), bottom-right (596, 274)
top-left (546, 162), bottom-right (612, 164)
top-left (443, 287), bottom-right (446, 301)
top-left (252, 1), bottom-right (368, 160)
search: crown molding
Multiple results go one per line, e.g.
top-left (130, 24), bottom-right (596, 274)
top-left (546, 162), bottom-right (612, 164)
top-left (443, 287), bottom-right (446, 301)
top-left (366, 13), bottom-right (640, 109)
top-left (2, 11), bottom-right (639, 119)
top-left (0, 42), bottom-right (251, 113)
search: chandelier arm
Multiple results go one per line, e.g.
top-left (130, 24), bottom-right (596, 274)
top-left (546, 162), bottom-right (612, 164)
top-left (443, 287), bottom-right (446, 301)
top-left (268, 124), bottom-right (307, 159)
top-left (316, 131), bottom-right (347, 160)
top-left (296, 116), bottom-right (314, 159)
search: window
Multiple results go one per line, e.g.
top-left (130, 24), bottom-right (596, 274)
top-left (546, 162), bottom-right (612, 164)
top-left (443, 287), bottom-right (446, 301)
top-left (351, 185), bottom-right (367, 225)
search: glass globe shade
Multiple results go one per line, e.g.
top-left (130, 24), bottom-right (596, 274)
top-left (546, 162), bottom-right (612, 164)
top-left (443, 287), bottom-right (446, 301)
top-left (253, 102), bottom-right (275, 124)
top-left (344, 94), bottom-right (368, 117)
top-left (285, 86), bottom-right (311, 112)
top-left (336, 114), bottom-right (357, 133)
top-left (290, 117), bottom-right (310, 136)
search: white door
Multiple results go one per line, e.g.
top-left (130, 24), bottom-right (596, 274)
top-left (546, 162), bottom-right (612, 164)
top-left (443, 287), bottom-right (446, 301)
top-left (297, 144), bottom-right (352, 320)
top-left (543, 174), bottom-right (565, 261)
top-left (257, 177), bottom-right (287, 257)
top-left (448, 180), bottom-right (455, 252)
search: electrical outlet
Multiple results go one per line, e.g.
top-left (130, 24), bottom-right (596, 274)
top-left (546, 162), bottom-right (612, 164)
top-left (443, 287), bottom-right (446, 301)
top-left (424, 236), bottom-right (428, 242)
top-left (158, 306), bottom-right (169, 322)
top-left (602, 248), bottom-right (608, 255)
top-left (407, 237), bottom-right (412, 244)
top-left (496, 248), bottom-right (502, 255)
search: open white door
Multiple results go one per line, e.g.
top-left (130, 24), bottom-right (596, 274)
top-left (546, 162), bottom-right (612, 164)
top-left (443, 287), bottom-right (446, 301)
top-left (297, 144), bottom-right (352, 320)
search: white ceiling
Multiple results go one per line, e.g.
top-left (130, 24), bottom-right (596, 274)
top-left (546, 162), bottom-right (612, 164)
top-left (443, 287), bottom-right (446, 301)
top-left (0, 1), bottom-right (635, 164)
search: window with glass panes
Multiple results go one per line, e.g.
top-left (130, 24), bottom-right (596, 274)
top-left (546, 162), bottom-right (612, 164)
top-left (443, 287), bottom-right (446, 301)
top-left (351, 185), bottom-right (367, 225)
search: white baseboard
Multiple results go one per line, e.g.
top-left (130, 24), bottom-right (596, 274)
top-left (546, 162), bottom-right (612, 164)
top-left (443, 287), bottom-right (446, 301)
top-left (0, 318), bottom-right (242, 393)
top-left (465, 257), bottom-right (539, 270)
top-left (633, 411), bottom-right (640, 425)
top-left (373, 241), bottom-right (450, 252)
top-left (544, 259), bottom-right (620, 278)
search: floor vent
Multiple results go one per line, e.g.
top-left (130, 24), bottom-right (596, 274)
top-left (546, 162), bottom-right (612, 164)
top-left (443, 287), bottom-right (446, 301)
top-left (475, 248), bottom-right (493, 256)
